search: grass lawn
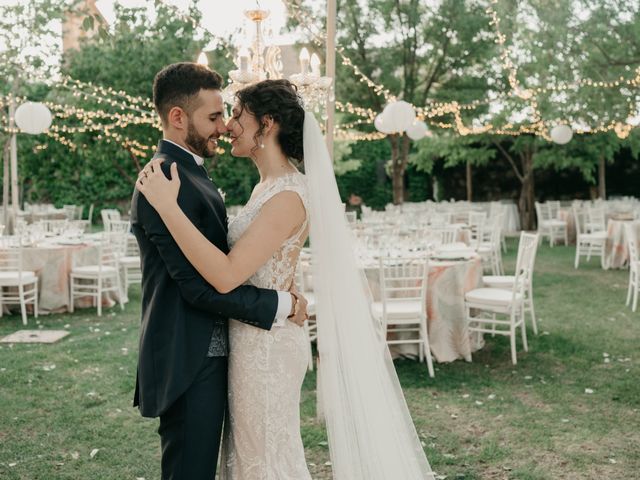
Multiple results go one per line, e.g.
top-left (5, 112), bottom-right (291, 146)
top-left (0, 239), bottom-right (638, 479)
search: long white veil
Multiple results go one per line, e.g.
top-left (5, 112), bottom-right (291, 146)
top-left (304, 111), bottom-right (435, 479)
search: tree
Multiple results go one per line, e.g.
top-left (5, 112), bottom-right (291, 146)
top-left (2, 1), bottom-right (219, 213)
top-left (410, 134), bottom-right (497, 202)
top-left (0, 0), bottom-right (64, 226)
top-left (535, 131), bottom-right (640, 200)
top-left (332, 0), bottom-right (497, 204)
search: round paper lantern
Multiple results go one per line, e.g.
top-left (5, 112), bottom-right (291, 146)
top-left (406, 120), bottom-right (428, 140)
top-left (626, 115), bottom-right (640, 127)
top-left (374, 113), bottom-right (394, 134)
top-left (382, 101), bottom-right (416, 133)
top-left (14, 102), bottom-right (52, 135)
top-left (549, 124), bottom-right (573, 145)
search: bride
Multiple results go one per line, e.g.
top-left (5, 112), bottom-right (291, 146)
top-left (136, 79), bottom-right (434, 479)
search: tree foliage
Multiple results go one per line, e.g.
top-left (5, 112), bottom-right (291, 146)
top-left (3, 0), bottom-right (640, 218)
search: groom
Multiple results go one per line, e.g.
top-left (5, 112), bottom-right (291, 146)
top-left (131, 62), bottom-right (307, 479)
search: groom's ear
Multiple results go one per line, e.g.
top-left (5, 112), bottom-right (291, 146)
top-left (167, 106), bottom-right (187, 130)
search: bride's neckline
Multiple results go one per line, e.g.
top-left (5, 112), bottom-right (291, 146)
top-left (262, 170), bottom-right (301, 184)
top-left (259, 158), bottom-right (302, 185)
top-left (245, 170), bottom-right (302, 206)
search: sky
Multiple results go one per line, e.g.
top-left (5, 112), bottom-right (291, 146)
top-left (0, 0), bottom-right (295, 66)
top-left (0, 0), bottom-right (290, 37)
top-left (96, 0), bottom-right (293, 45)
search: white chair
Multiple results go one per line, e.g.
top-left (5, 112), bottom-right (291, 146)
top-left (573, 206), bottom-right (607, 269)
top-left (63, 205), bottom-right (77, 221)
top-left (86, 204), bottom-right (94, 224)
top-left (468, 210), bottom-right (487, 228)
top-left (468, 210), bottom-right (487, 222)
top-left (118, 235), bottom-right (142, 300)
top-left (73, 205), bottom-right (84, 221)
top-left (69, 242), bottom-right (125, 316)
top-left (0, 248), bottom-right (38, 325)
top-left (468, 210), bottom-right (487, 247)
top-left (68, 220), bottom-right (89, 234)
top-left (430, 226), bottom-right (458, 245)
top-left (101, 209), bottom-right (121, 232)
top-left (429, 212), bottom-right (451, 227)
top-left (586, 205), bottom-right (607, 234)
top-left (345, 211), bottom-right (357, 224)
top-left (476, 214), bottom-right (505, 275)
top-left (371, 256), bottom-right (434, 377)
top-left (38, 219), bottom-right (69, 235)
top-left (465, 232), bottom-right (538, 365)
top-left (77, 204), bottom-right (94, 231)
top-left (624, 223), bottom-right (639, 312)
top-left (547, 200), bottom-right (561, 219)
top-left (108, 220), bottom-right (132, 235)
top-left (489, 202), bottom-right (508, 253)
top-left (296, 249), bottom-right (316, 371)
top-left (482, 231), bottom-right (540, 335)
top-left (535, 202), bottom-right (567, 247)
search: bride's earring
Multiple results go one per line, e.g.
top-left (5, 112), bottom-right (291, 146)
top-left (260, 142), bottom-right (265, 149)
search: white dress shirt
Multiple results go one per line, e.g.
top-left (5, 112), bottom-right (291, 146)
top-left (162, 139), bottom-right (292, 326)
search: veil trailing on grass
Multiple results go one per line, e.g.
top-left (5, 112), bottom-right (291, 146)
top-left (303, 111), bottom-right (434, 479)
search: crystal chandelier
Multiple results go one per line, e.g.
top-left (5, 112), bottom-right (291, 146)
top-left (222, 8), bottom-right (334, 119)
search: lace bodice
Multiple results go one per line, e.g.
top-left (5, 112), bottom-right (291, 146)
top-left (227, 171), bottom-right (309, 291)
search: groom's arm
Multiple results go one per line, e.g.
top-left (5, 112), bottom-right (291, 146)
top-left (136, 190), bottom-right (290, 330)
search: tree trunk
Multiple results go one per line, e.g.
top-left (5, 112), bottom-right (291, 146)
top-left (493, 138), bottom-right (536, 230)
top-left (2, 137), bottom-right (9, 229)
top-left (389, 134), bottom-right (404, 205)
top-left (518, 150), bottom-right (536, 230)
top-left (400, 134), bottom-right (410, 202)
top-left (598, 156), bottom-right (606, 199)
top-left (466, 160), bottom-right (472, 201)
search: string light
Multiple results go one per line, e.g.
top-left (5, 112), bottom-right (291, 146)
top-left (2, 0), bottom-right (637, 149)
top-left (0, 94), bottom-right (157, 157)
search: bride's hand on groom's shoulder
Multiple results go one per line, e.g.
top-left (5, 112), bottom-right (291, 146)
top-left (136, 158), bottom-right (181, 214)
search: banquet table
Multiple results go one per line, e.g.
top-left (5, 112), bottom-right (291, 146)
top-left (454, 201), bottom-right (520, 233)
top-left (557, 209), bottom-right (577, 245)
top-left (16, 208), bottom-right (68, 224)
top-left (502, 202), bottom-right (521, 233)
top-left (556, 210), bottom-right (638, 268)
top-left (2, 237), bottom-right (123, 314)
top-left (605, 219), bottom-right (640, 270)
top-left (363, 255), bottom-right (484, 363)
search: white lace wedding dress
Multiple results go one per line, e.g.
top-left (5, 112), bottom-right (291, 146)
top-left (219, 171), bottom-right (312, 480)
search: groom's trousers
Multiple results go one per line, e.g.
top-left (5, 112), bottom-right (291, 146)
top-left (158, 356), bottom-right (228, 480)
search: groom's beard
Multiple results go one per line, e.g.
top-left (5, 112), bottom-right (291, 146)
top-left (185, 121), bottom-right (216, 158)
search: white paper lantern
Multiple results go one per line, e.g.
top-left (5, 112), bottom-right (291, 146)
top-left (382, 101), bottom-right (416, 133)
top-left (374, 113), bottom-right (394, 134)
top-left (14, 102), bottom-right (52, 135)
top-left (626, 115), bottom-right (640, 127)
top-left (406, 120), bottom-right (428, 140)
top-left (549, 124), bottom-right (573, 145)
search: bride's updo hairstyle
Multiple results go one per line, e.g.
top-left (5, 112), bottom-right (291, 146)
top-left (235, 79), bottom-right (305, 164)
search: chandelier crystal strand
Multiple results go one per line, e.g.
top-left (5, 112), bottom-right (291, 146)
top-left (222, 8), bottom-right (333, 119)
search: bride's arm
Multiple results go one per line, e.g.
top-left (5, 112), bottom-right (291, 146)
top-left (136, 161), bottom-right (306, 294)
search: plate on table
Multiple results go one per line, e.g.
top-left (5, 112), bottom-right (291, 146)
top-left (431, 250), bottom-right (474, 261)
top-left (611, 213), bottom-right (634, 221)
top-left (435, 242), bottom-right (468, 252)
top-left (54, 239), bottom-right (85, 246)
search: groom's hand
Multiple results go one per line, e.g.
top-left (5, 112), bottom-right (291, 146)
top-left (287, 287), bottom-right (308, 327)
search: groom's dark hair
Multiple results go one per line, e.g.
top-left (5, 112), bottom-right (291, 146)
top-left (153, 62), bottom-right (223, 124)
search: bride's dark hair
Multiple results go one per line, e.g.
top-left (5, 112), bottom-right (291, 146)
top-left (235, 79), bottom-right (305, 163)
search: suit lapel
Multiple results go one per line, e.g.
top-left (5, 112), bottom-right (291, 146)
top-left (153, 140), bottom-right (228, 231)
